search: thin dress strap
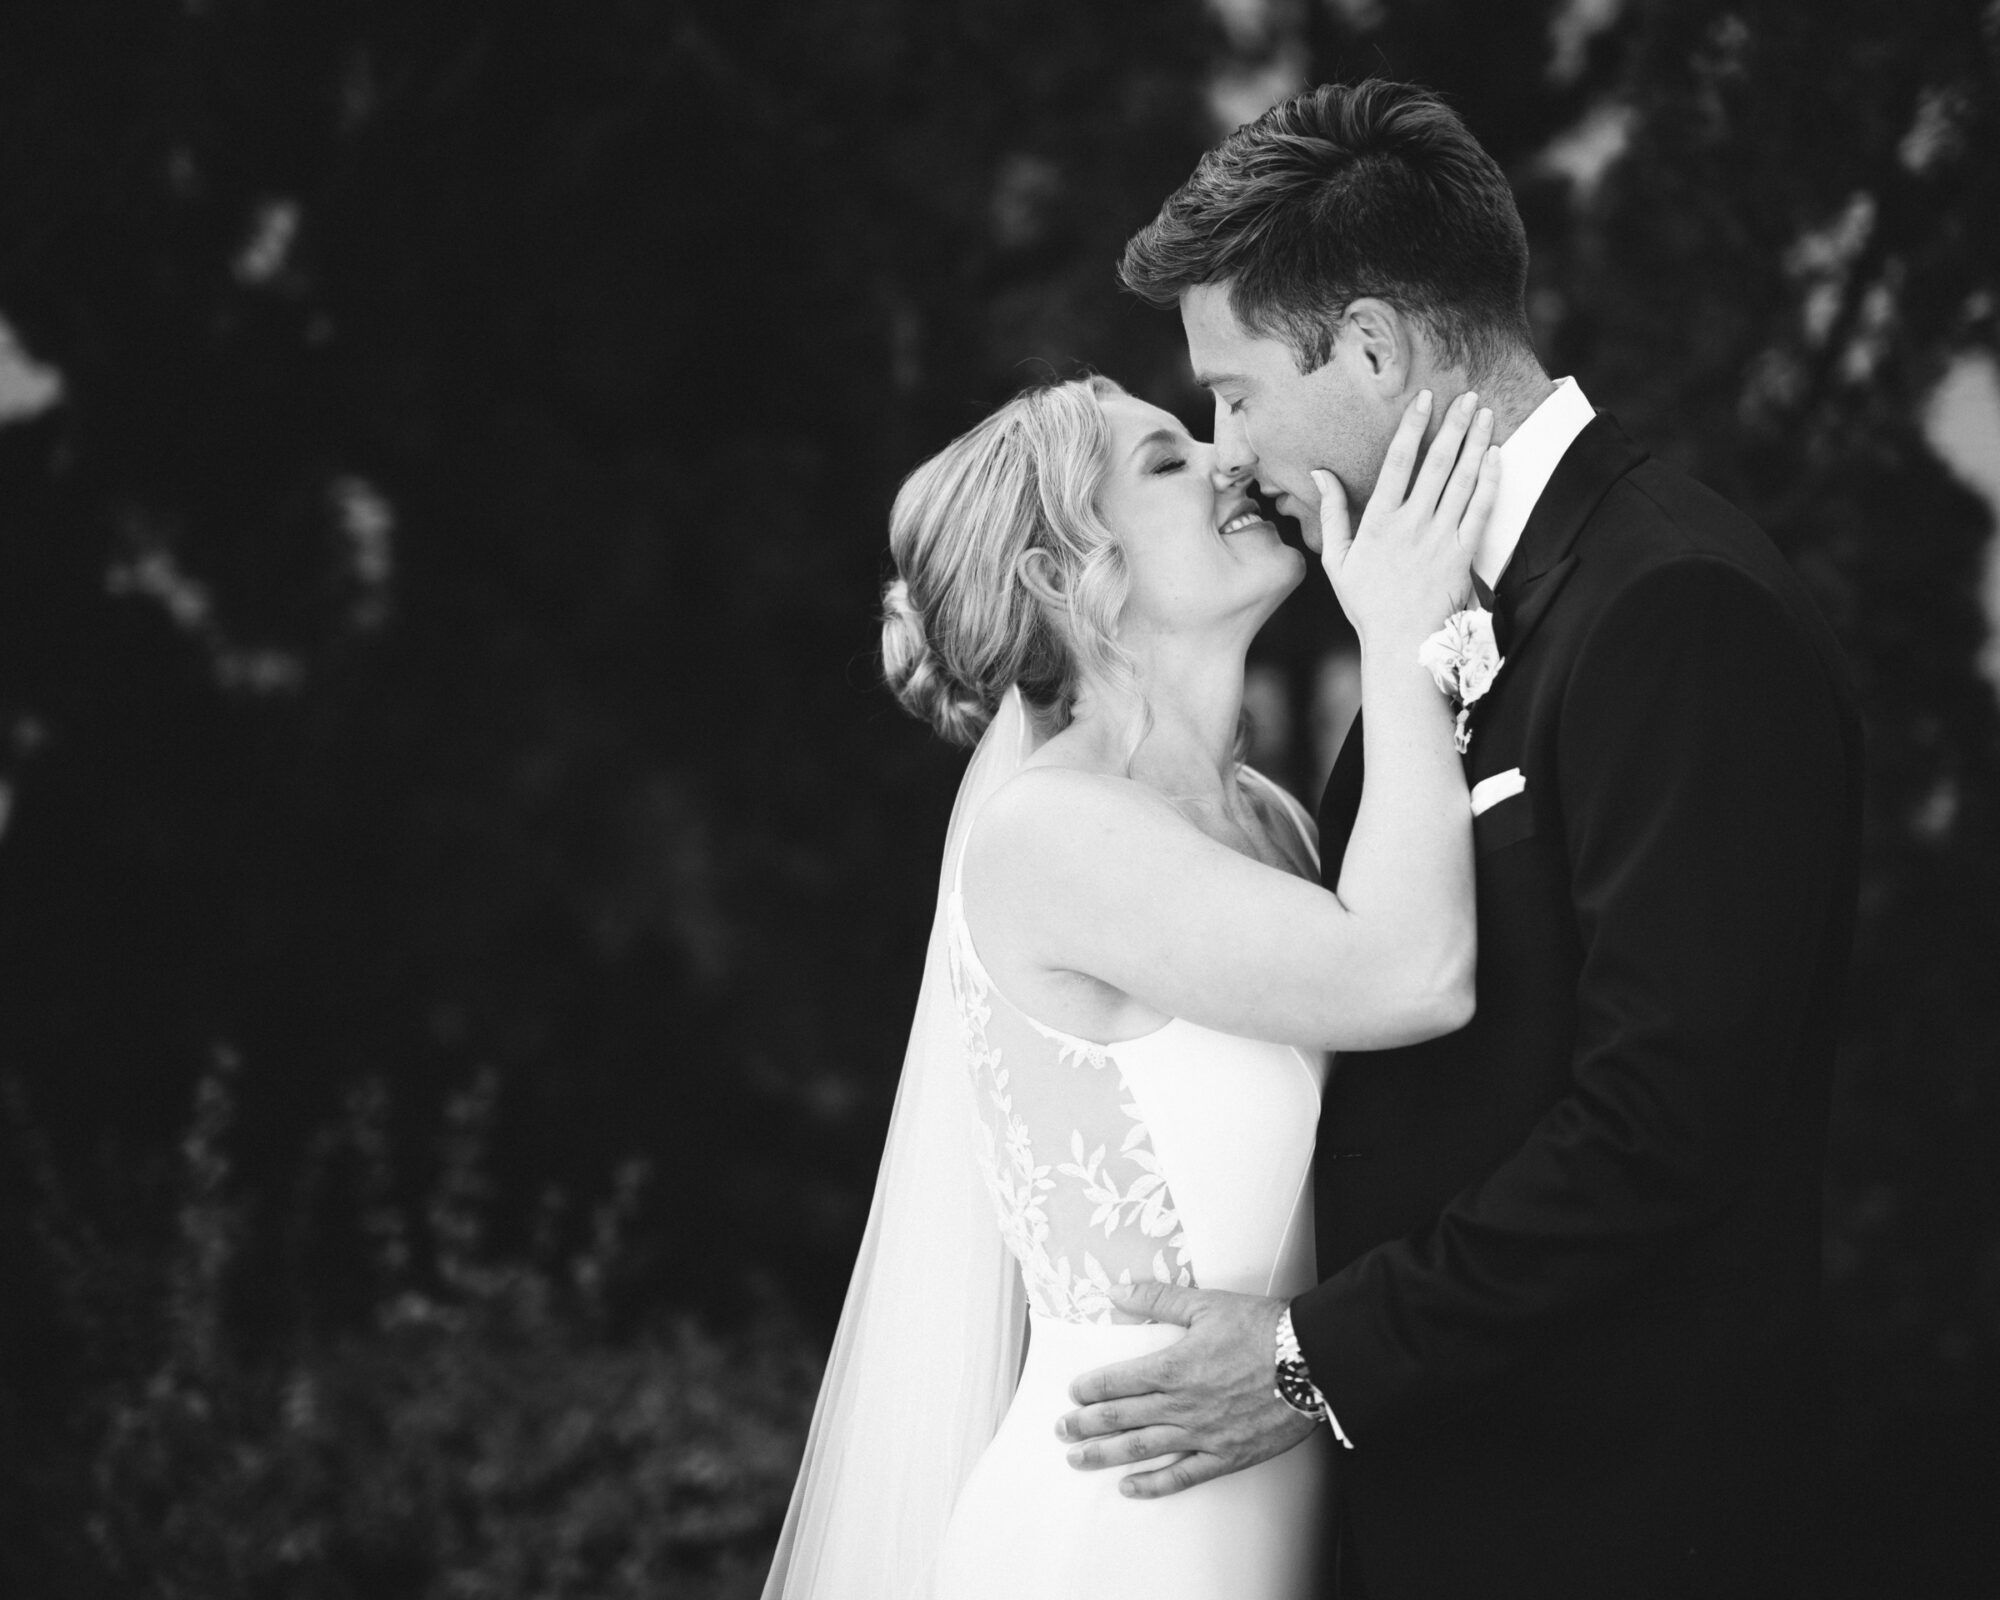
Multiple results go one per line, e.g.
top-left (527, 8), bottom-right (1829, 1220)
top-left (1238, 765), bottom-right (1320, 875)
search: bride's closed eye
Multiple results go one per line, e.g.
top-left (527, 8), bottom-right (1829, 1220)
top-left (1150, 455), bottom-right (1188, 475)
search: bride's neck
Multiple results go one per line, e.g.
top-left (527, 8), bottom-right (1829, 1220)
top-left (1068, 641), bottom-right (1247, 801)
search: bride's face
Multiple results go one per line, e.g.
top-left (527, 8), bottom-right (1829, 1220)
top-left (1093, 393), bottom-right (1304, 646)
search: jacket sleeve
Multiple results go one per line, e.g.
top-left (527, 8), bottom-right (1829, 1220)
top-left (1289, 553), bottom-right (1851, 1442)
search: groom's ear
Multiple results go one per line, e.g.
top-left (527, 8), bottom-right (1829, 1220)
top-left (1338, 298), bottom-right (1414, 396)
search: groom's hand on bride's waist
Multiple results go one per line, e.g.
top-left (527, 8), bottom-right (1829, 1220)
top-left (1053, 1283), bottom-right (1318, 1499)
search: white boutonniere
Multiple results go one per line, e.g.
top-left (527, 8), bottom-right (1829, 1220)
top-left (1418, 601), bottom-right (1505, 754)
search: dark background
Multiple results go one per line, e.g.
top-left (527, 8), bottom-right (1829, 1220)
top-left (0, 1), bottom-right (1995, 1595)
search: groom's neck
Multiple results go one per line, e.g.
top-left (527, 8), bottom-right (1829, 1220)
top-left (1427, 350), bottom-right (1556, 448)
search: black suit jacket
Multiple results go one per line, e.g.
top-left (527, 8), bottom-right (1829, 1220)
top-left (1293, 416), bottom-right (1863, 1600)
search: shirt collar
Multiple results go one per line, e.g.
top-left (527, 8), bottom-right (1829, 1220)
top-left (1474, 376), bottom-right (1596, 588)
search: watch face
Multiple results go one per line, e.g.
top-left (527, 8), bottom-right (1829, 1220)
top-left (1276, 1363), bottom-right (1324, 1418)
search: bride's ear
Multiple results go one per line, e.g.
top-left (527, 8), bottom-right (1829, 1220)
top-left (1016, 548), bottom-right (1068, 614)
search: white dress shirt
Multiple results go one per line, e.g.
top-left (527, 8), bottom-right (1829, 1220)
top-left (1474, 376), bottom-right (1597, 588)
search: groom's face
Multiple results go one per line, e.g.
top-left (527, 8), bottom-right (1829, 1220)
top-left (1180, 283), bottom-right (1401, 546)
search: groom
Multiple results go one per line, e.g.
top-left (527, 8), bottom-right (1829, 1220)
top-left (1055, 80), bottom-right (1862, 1599)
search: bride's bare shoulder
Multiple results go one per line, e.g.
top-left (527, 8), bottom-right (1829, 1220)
top-left (978, 765), bottom-right (1178, 846)
top-left (965, 746), bottom-right (1186, 887)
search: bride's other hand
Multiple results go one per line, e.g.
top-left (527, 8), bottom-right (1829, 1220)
top-left (1315, 388), bottom-right (1497, 650)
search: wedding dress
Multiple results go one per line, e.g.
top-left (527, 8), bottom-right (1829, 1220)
top-left (764, 689), bottom-right (1328, 1599)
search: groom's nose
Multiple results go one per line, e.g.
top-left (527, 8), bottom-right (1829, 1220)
top-left (1212, 397), bottom-right (1258, 481)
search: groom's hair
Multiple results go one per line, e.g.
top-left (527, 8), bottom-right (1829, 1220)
top-left (1120, 79), bottom-right (1533, 375)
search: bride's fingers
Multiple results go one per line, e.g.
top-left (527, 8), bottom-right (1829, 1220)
top-left (1432, 406), bottom-right (1495, 532)
top-left (1308, 468), bottom-right (1349, 560)
top-left (1455, 444), bottom-right (1502, 549)
top-left (1408, 389), bottom-right (1479, 517)
top-left (1063, 1425), bottom-right (1193, 1472)
top-left (1368, 389), bottom-right (1433, 513)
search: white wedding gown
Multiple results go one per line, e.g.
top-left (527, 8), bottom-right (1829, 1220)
top-left (761, 692), bottom-right (1329, 1600)
top-left (931, 765), bottom-right (1331, 1599)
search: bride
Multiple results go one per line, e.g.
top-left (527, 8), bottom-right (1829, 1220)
top-left (763, 373), bottom-right (1496, 1598)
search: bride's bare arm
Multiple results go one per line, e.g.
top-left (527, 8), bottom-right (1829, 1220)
top-left (1316, 391), bottom-right (1495, 1043)
top-left (974, 392), bottom-right (1495, 1052)
top-left (971, 766), bottom-right (1460, 1049)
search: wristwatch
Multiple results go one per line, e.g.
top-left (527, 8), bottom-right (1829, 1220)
top-left (1273, 1304), bottom-right (1331, 1423)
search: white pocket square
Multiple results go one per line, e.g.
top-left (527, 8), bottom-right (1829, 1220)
top-left (1470, 768), bottom-right (1526, 818)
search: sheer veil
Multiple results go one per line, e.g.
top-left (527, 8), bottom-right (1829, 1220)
top-left (762, 687), bottom-right (1035, 1600)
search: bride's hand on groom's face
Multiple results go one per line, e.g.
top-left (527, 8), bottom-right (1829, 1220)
top-left (1316, 388), bottom-right (1497, 651)
top-left (1053, 1283), bottom-right (1317, 1499)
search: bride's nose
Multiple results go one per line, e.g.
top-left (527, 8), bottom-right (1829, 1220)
top-left (1210, 452), bottom-right (1252, 490)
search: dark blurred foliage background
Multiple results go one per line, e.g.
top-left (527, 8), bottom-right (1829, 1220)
top-left (0, 1), bottom-right (1995, 1595)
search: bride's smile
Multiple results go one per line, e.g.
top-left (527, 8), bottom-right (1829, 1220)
top-left (1093, 392), bottom-right (1305, 651)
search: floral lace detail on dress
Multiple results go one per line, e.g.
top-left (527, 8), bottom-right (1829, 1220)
top-left (946, 892), bottom-right (1195, 1324)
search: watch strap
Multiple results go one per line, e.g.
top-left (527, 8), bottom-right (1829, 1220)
top-left (1273, 1304), bottom-right (1331, 1422)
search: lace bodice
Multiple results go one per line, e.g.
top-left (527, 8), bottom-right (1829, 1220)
top-left (946, 766), bottom-right (1326, 1327)
top-left (947, 905), bottom-right (1195, 1321)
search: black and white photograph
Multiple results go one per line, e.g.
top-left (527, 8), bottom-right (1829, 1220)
top-left (1, 2), bottom-right (1996, 1597)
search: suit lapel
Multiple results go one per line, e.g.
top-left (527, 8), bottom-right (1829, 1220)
top-left (1319, 416), bottom-right (1649, 877)
top-left (1495, 555), bottom-right (1578, 661)
top-left (1493, 413), bottom-right (1647, 660)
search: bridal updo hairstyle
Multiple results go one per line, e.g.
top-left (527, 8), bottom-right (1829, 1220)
top-left (882, 374), bottom-right (1136, 746)
top-left (1118, 79), bottom-right (1534, 377)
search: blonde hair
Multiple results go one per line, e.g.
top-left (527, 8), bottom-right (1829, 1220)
top-left (882, 375), bottom-right (1138, 746)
